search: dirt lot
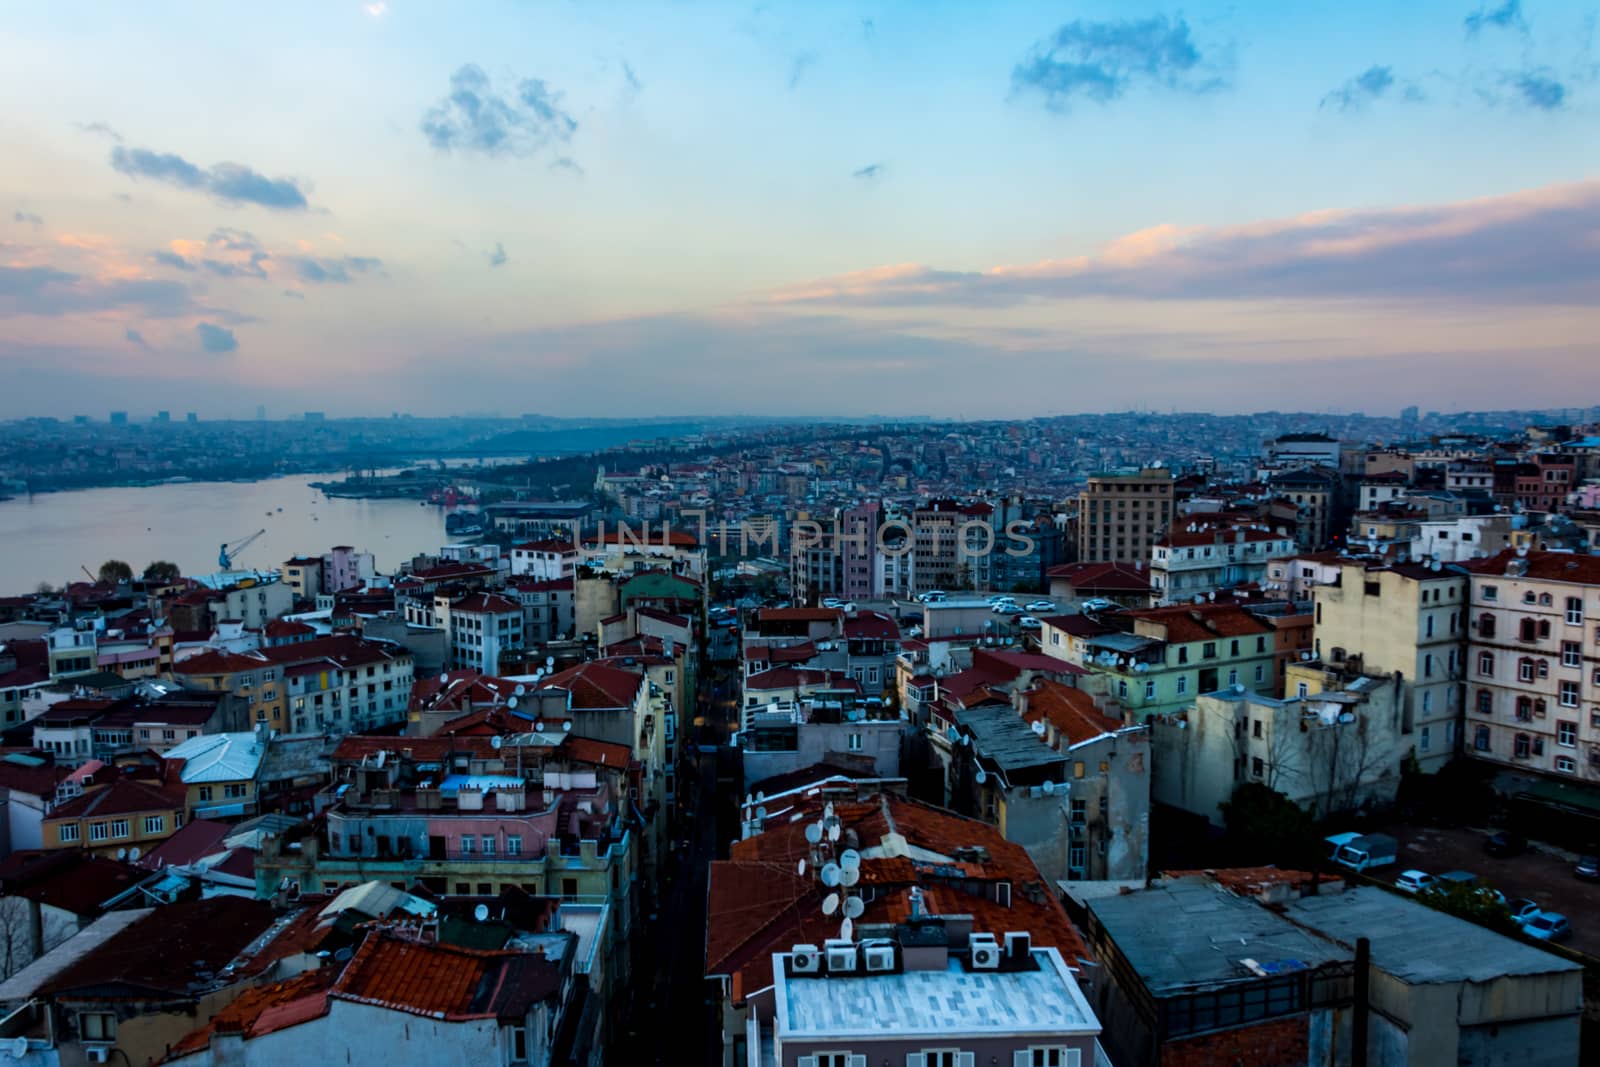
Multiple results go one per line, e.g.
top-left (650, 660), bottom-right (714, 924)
top-left (1377, 821), bottom-right (1600, 957)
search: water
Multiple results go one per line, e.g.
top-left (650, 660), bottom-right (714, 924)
top-left (0, 474), bottom-right (458, 595)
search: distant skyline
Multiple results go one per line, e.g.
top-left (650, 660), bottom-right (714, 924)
top-left (2, 1), bottom-right (1597, 418)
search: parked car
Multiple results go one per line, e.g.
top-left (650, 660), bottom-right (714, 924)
top-left (1477, 887), bottom-right (1507, 907)
top-left (821, 598), bottom-right (843, 609)
top-left (1435, 870), bottom-right (1481, 891)
top-left (991, 600), bottom-right (1018, 614)
top-left (1575, 855), bottom-right (1600, 882)
top-left (918, 590), bottom-right (947, 604)
top-left (1018, 616), bottom-right (1042, 630)
top-left (1024, 600), bottom-right (1055, 613)
top-left (1483, 831), bottom-right (1526, 857)
top-left (1394, 870), bottom-right (1437, 894)
top-left (1082, 598), bottom-right (1115, 612)
top-left (1507, 898), bottom-right (1541, 925)
top-left (1524, 912), bottom-right (1572, 941)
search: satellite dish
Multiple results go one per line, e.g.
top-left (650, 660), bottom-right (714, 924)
top-left (515, 684), bottom-right (526, 696)
top-left (439, 673), bottom-right (449, 684)
top-left (508, 696), bottom-right (519, 709)
top-left (844, 895), bottom-right (864, 919)
top-left (1042, 780), bottom-right (1055, 795)
top-left (821, 863), bottom-right (842, 887)
top-left (562, 721), bottom-right (571, 732)
top-left (797, 859), bottom-right (807, 876)
top-left (840, 849), bottom-right (861, 870)
top-left (491, 735), bottom-right (503, 749)
top-left (745, 794), bottom-right (754, 806)
top-left (827, 822), bottom-right (841, 843)
top-left (1031, 720), bottom-right (1046, 736)
top-left (128, 847), bottom-right (141, 861)
top-left (755, 791), bottom-right (765, 803)
top-left (975, 769), bottom-right (987, 785)
top-left (805, 823), bottom-right (823, 845)
top-left (473, 903), bottom-right (490, 922)
top-left (546, 656), bottom-right (555, 668)
top-left (822, 892), bottom-right (840, 916)
top-left (534, 719), bottom-right (544, 731)
top-left (823, 801), bottom-right (834, 819)
top-left (755, 806), bottom-right (767, 820)
top-left (841, 866), bottom-right (860, 887)
top-left (839, 918), bottom-right (854, 940)
top-left (116, 848), bottom-right (127, 860)
top-left (5, 1036), bottom-right (27, 1059)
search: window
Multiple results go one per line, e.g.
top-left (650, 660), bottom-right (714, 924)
top-left (1144, 680), bottom-right (1156, 700)
top-left (88, 822), bottom-right (109, 843)
top-left (1482, 584), bottom-right (1498, 601)
top-left (1419, 725), bottom-right (1431, 751)
top-left (223, 783), bottom-right (247, 799)
top-left (1028, 1050), bottom-right (1081, 1067)
top-left (143, 815), bottom-right (164, 835)
top-left (1515, 733), bottom-right (1531, 758)
top-left (198, 786), bottom-right (213, 802)
top-left (1254, 664), bottom-right (1265, 684)
top-left (1422, 690), bottom-right (1433, 714)
top-left (1558, 720), bottom-right (1577, 747)
top-left (1426, 615), bottom-right (1435, 638)
top-left (481, 835), bottom-right (496, 856)
top-left (1424, 653), bottom-right (1434, 678)
top-left (1251, 757), bottom-right (1264, 778)
top-left (848, 732), bottom-right (863, 752)
top-left (1227, 668), bottom-right (1239, 687)
top-left (459, 835), bottom-right (474, 854)
top-left (1476, 689), bottom-right (1493, 714)
top-left (58, 823), bottom-right (79, 843)
top-left (1568, 597), bottom-right (1585, 625)
top-left (1556, 756), bottom-right (1577, 773)
top-left (1202, 642), bottom-right (1217, 660)
top-left (1563, 642), bottom-right (1582, 668)
top-left (1520, 618), bottom-right (1538, 642)
top-left (1229, 639), bottom-right (1240, 657)
top-left (1519, 658), bottom-right (1535, 682)
top-left (1296, 682), bottom-right (1309, 698)
top-left (1561, 681), bottom-right (1580, 707)
top-left (79, 1012), bottom-right (116, 1042)
top-left (1477, 651), bottom-right (1494, 677)
top-left (1474, 725), bottom-right (1492, 752)
top-left (1252, 720), bottom-right (1263, 739)
top-left (1176, 675), bottom-right (1188, 695)
top-left (1478, 613), bottom-right (1496, 637)
top-left (1177, 646), bottom-right (1189, 664)
top-left (1516, 697), bottom-right (1533, 722)
top-left (506, 835), bottom-right (521, 856)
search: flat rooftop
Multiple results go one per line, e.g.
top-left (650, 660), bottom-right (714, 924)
top-left (1089, 877), bottom-right (1349, 993)
top-left (957, 705), bottom-right (1063, 773)
top-left (776, 949), bottom-right (1097, 1040)
top-left (1283, 887), bottom-right (1583, 985)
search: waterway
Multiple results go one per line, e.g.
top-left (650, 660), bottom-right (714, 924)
top-left (0, 473), bottom-right (466, 595)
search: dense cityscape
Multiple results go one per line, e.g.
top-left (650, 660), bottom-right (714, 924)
top-left (0, 408), bottom-right (1595, 1065)
top-left (7, 0), bottom-right (1599, 1063)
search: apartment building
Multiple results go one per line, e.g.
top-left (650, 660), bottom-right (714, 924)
top-left (1150, 525), bottom-right (1297, 605)
top-left (1077, 468), bottom-right (1175, 564)
top-left (445, 592), bottom-right (525, 674)
top-left (1466, 552), bottom-right (1600, 784)
top-left (1312, 561), bottom-right (1468, 773)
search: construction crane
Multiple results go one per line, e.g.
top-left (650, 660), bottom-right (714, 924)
top-left (218, 529), bottom-right (266, 570)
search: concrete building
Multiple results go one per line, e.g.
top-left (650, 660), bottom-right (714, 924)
top-left (445, 592), bottom-right (525, 675)
top-left (1077, 468), bottom-right (1176, 565)
top-left (1086, 875), bottom-right (1582, 1067)
top-left (320, 545), bottom-right (375, 594)
top-left (1150, 525), bottom-right (1297, 606)
top-left (1151, 669), bottom-right (1405, 826)
top-left (1264, 431), bottom-right (1343, 470)
top-left (281, 557), bottom-right (323, 599)
top-left (510, 538), bottom-right (580, 581)
top-left (735, 692), bottom-right (903, 789)
top-left (1312, 561), bottom-right (1468, 773)
top-left (1466, 551), bottom-right (1600, 784)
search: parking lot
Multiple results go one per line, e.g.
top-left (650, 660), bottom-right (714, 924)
top-left (1380, 821), bottom-right (1600, 958)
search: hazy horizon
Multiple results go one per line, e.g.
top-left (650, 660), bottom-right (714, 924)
top-left (3, 0), bottom-right (1597, 419)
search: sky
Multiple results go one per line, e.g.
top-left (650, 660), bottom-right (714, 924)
top-left (1, 0), bottom-right (1597, 420)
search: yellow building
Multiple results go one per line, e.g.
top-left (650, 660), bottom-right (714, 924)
top-left (42, 776), bottom-right (186, 857)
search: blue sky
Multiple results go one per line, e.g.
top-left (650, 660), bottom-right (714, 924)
top-left (1, 0), bottom-right (1596, 418)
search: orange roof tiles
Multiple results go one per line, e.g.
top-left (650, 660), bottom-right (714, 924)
top-left (332, 931), bottom-right (560, 1021)
top-left (539, 660), bottom-right (644, 709)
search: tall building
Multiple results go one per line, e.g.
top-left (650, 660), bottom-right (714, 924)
top-left (1466, 551), bottom-right (1600, 784)
top-left (108, 411), bottom-right (128, 426)
top-left (1313, 560), bottom-right (1467, 773)
top-left (1076, 468), bottom-right (1175, 565)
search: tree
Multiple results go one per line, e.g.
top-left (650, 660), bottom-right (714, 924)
top-left (1419, 883), bottom-right (1519, 937)
top-left (1219, 782), bottom-right (1321, 870)
top-left (97, 560), bottom-right (134, 584)
top-left (34, 582), bottom-right (54, 596)
top-left (142, 560), bottom-right (181, 583)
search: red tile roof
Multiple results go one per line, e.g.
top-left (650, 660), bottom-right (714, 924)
top-left (1045, 561), bottom-right (1153, 593)
top-left (1022, 680), bottom-right (1123, 747)
top-left (744, 667), bottom-right (858, 692)
top-left (138, 819), bottom-right (232, 869)
top-left (1474, 549), bottom-right (1600, 585)
top-left (47, 777), bottom-right (184, 820)
top-left (585, 527), bottom-right (700, 547)
top-left (166, 969), bottom-right (335, 1059)
top-left (1127, 603), bottom-right (1272, 643)
top-left (0, 851), bottom-right (142, 915)
top-left (451, 592), bottom-right (522, 615)
top-left (539, 661), bottom-right (644, 710)
top-left (755, 607), bottom-right (842, 624)
top-left (331, 931), bottom-right (560, 1021)
top-left (843, 610), bottom-right (900, 640)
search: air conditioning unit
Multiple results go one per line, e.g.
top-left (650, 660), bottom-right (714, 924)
top-left (825, 939), bottom-right (857, 973)
top-left (970, 933), bottom-right (1001, 970)
top-left (789, 944), bottom-right (821, 975)
top-left (863, 943), bottom-right (895, 972)
top-left (1004, 931), bottom-right (1032, 959)
top-left (86, 1049), bottom-right (112, 1064)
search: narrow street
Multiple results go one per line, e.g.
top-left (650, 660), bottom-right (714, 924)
top-left (613, 665), bottom-right (732, 1065)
